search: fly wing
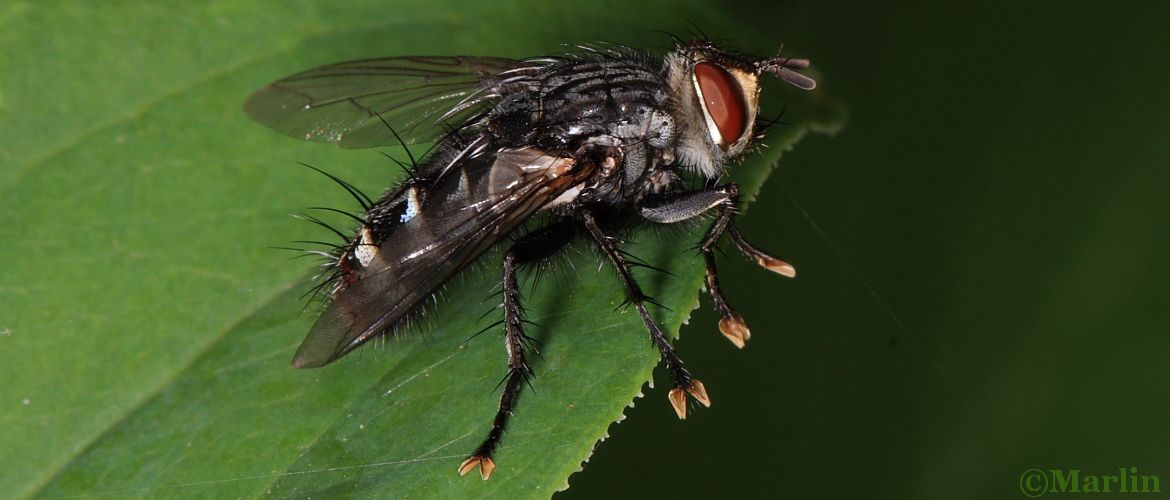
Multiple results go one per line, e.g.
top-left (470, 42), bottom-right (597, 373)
top-left (292, 147), bottom-right (585, 367)
top-left (244, 56), bottom-right (537, 148)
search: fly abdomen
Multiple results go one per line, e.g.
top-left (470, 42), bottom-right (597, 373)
top-left (294, 140), bottom-right (583, 368)
top-left (487, 94), bottom-right (536, 145)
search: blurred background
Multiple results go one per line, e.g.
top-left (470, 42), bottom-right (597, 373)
top-left (2, 1), bottom-right (1168, 499)
top-left (569, 2), bottom-right (1170, 498)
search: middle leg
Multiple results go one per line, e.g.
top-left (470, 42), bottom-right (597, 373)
top-left (582, 210), bottom-right (709, 419)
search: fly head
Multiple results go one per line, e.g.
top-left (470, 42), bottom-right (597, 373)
top-left (665, 39), bottom-right (816, 179)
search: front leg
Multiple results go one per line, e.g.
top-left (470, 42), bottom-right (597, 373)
top-left (639, 183), bottom-right (795, 348)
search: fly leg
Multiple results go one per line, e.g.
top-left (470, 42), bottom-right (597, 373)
top-left (582, 210), bottom-right (710, 419)
top-left (702, 251), bottom-right (750, 348)
top-left (640, 183), bottom-right (795, 348)
top-left (459, 222), bottom-right (575, 480)
top-left (727, 223), bottom-right (797, 277)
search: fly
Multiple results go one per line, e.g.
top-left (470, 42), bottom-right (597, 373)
top-left (244, 38), bottom-right (817, 480)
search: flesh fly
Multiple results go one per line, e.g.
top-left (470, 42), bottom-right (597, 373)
top-left (245, 38), bottom-right (816, 479)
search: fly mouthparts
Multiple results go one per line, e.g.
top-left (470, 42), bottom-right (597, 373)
top-left (757, 57), bottom-right (817, 91)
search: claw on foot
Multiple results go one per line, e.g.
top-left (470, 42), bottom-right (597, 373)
top-left (458, 456), bottom-right (495, 480)
top-left (668, 387), bottom-right (687, 419)
top-left (719, 314), bottom-right (751, 348)
top-left (755, 255), bottom-right (796, 278)
top-left (668, 379), bottom-right (711, 419)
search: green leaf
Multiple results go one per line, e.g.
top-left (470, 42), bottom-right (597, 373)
top-left (0, 2), bottom-right (841, 498)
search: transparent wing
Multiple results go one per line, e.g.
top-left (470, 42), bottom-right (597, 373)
top-left (292, 147), bottom-right (586, 367)
top-left (244, 56), bottom-right (529, 148)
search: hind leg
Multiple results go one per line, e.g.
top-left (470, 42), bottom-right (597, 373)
top-left (459, 222), bottom-right (575, 479)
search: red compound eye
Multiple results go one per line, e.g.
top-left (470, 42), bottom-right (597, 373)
top-left (694, 62), bottom-right (747, 146)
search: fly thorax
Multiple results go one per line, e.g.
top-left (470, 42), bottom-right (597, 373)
top-left (645, 109), bottom-right (676, 149)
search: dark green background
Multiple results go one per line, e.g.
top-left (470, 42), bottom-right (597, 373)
top-left (567, 2), bottom-right (1170, 499)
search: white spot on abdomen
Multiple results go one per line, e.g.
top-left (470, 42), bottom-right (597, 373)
top-left (354, 227), bottom-right (378, 267)
top-left (400, 187), bottom-right (422, 222)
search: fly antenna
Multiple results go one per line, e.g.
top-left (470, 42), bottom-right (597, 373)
top-left (757, 54), bottom-right (817, 91)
